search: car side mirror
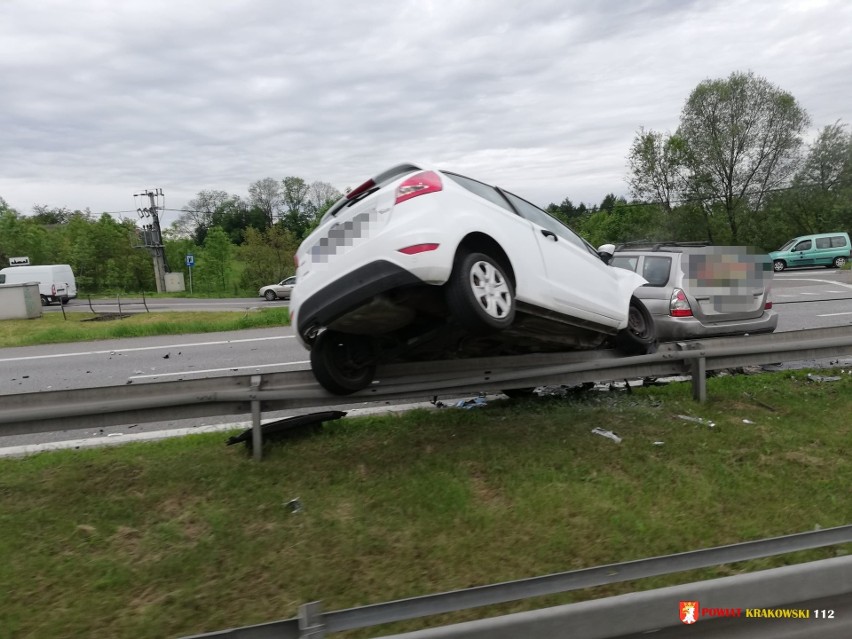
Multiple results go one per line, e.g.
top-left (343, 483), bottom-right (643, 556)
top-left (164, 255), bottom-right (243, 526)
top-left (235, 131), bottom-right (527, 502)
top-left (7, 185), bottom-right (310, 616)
top-left (597, 243), bottom-right (615, 265)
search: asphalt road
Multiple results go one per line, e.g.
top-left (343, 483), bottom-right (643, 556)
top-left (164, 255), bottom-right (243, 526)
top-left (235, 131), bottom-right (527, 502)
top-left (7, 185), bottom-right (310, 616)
top-left (2, 268), bottom-right (850, 451)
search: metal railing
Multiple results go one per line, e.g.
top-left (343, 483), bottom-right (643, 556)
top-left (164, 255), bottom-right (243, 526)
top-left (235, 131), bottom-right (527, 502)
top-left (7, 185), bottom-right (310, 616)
top-left (2, 326), bottom-right (851, 457)
top-left (179, 525), bottom-right (852, 638)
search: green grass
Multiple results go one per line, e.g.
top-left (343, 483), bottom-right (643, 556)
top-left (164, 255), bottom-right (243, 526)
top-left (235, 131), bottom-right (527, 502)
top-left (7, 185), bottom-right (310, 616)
top-left (0, 371), bottom-right (849, 638)
top-left (0, 308), bottom-right (290, 348)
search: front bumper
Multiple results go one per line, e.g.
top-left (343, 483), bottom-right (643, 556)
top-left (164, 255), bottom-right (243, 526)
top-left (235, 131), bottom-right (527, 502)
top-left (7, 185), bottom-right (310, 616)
top-left (294, 260), bottom-right (423, 344)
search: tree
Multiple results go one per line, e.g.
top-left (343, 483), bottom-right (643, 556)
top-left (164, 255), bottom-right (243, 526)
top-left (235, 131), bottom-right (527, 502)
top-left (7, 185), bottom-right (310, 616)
top-left (238, 225), bottom-right (299, 291)
top-left (678, 71), bottom-right (809, 242)
top-left (177, 190), bottom-right (232, 243)
top-left (627, 128), bottom-right (688, 214)
top-left (280, 176), bottom-right (312, 238)
top-left (199, 227), bottom-right (233, 292)
top-left (248, 177), bottom-right (283, 227)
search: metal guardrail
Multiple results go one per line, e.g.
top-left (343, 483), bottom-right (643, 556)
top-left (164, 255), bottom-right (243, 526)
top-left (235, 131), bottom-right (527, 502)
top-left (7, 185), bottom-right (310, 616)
top-left (2, 326), bottom-right (851, 448)
top-left (178, 525), bottom-right (852, 638)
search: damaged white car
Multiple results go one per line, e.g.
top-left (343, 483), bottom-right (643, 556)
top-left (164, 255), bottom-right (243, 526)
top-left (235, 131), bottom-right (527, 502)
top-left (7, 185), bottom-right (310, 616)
top-left (289, 163), bottom-right (655, 394)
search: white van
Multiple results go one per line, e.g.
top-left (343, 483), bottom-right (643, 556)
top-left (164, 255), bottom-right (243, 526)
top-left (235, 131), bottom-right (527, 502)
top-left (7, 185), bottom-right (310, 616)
top-left (0, 264), bottom-right (78, 305)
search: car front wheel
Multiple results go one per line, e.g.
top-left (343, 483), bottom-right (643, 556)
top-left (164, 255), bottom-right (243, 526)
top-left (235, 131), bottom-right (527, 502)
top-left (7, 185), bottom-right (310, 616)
top-left (446, 251), bottom-right (515, 331)
top-left (615, 297), bottom-right (656, 355)
top-left (773, 260), bottom-right (786, 272)
top-left (264, 290), bottom-right (277, 301)
top-left (310, 330), bottom-right (376, 395)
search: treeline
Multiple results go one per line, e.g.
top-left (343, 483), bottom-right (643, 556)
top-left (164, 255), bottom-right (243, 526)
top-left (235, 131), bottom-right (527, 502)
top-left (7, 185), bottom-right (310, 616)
top-left (2, 72), bottom-right (850, 296)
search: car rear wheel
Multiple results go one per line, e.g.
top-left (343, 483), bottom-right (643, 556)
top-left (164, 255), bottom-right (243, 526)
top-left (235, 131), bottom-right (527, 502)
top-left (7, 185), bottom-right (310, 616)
top-left (773, 260), bottom-right (786, 272)
top-left (310, 330), bottom-right (376, 395)
top-left (832, 256), bottom-right (847, 268)
top-left (446, 251), bottom-right (515, 331)
top-left (614, 297), bottom-right (656, 355)
top-left (40, 295), bottom-right (50, 306)
top-left (264, 290), bottom-right (277, 301)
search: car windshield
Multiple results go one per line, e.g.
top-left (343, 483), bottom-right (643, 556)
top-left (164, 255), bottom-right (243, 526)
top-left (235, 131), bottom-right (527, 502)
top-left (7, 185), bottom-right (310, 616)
top-left (777, 239), bottom-right (794, 251)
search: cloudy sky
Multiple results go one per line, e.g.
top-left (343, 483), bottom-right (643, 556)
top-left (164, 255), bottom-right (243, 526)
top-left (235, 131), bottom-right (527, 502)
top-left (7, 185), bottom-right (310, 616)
top-left (1, 0), bottom-right (850, 226)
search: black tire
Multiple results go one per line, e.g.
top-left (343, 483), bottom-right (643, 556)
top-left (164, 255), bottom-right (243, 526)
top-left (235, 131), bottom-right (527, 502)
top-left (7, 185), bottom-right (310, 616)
top-left (61, 297), bottom-right (69, 305)
top-left (310, 330), bottom-right (376, 395)
top-left (773, 260), bottom-right (786, 272)
top-left (833, 256), bottom-right (847, 268)
top-left (40, 295), bottom-right (50, 306)
top-left (614, 297), bottom-right (657, 355)
top-left (445, 251), bottom-right (515, 332)
top-left (264, 290), bottom-right (277, 301)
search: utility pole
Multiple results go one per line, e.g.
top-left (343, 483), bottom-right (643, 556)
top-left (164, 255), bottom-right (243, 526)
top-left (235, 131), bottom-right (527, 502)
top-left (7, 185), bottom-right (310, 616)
top-left (134, 188), bottom-right (170, 293)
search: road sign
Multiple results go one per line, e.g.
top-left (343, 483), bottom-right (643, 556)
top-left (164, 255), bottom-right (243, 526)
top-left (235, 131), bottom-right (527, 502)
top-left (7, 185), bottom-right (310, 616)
top-left (185, 254), bottom-right (194, 267)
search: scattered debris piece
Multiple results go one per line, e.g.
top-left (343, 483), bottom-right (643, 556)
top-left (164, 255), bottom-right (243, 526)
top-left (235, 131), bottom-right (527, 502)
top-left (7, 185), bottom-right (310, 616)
top-left (743, 393), bottom-right (777, 412)
top-left (284, 498), bottom-right (303, 514)
top-left (653, 441), bottom-right (665, 446)
top-left (163, 353), bottom-right (170, 359)
top-left (677, 414), bottom-right (715, 428)
top-left (591, 427), bottom-right (622, 444)
top-left (226, 411), bottom-right (347, 448)
top-left (742, 419), bottom-right (755, 424)
top-left (455, 396), bottom-right (488, 409)
top-left (806, 373), bottom-right (841, 383)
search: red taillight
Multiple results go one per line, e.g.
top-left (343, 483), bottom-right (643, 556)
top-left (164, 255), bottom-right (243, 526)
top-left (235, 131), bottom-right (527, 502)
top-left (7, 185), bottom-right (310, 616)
top-left (670, 288), bottom-right (693, 317)
top-left (398, 243), bottom-right (440, 255)
top-left (395, 171), bottom-right (443, 204)
top-left (764, 301), bottom-right (773, 310)
top-left (346, 178), bottom-right (376, 200)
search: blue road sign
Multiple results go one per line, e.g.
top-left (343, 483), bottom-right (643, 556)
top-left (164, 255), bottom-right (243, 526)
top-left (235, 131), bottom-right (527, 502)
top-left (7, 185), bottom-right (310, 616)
top-left (185, 254), bottom-right (195, 267)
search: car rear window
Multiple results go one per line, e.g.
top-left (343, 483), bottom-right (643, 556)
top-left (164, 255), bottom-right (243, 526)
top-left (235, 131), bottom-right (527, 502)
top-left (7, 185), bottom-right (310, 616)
top-left (831, 235), bottom-right (848, 248)
top-left (442, 172), bottom-right (513, 212)
top-left (642, 256), bottom-right (672, 286)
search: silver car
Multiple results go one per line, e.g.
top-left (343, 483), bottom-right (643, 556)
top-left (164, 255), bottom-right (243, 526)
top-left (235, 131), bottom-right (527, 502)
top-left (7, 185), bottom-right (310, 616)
top-left (608, 243), bottom-right (777, 341)
top-left (259, 276), bottom-right (296, 301)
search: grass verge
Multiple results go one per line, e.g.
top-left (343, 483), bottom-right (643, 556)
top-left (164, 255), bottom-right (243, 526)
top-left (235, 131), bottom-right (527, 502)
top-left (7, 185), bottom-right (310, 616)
top-left (0, 370), bottom-right (849, 638)
top-left (0, 308), bottom-right (290, 348)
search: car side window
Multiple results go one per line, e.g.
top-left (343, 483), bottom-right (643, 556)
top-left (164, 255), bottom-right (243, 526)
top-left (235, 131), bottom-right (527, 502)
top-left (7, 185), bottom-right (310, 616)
top-left (794, 240), bottom-right (812, 251)
top-left (831, 236), bottom-right (848, 248)
top-left (442, 172), bottom-right (514, 213)
top-left (284, 277), bottom-right (296, 285)
top-left (500, 191), bottom-right (593, 254)
top-left (611, 256), bottom-right (638, 272)
top-left (816, 237), bottom-right (831, 249)
top-left (642, 256), bottom-right (672, 286)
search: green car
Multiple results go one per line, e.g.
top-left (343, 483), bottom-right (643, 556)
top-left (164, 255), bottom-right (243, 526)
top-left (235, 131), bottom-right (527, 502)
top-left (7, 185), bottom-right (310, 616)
top-left (769, 232), bottom-right (851, 272)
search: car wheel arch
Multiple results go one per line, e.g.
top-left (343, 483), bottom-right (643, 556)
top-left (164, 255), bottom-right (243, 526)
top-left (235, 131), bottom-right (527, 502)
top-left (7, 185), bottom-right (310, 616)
top-left (454, 232), bottom-right (516, 289)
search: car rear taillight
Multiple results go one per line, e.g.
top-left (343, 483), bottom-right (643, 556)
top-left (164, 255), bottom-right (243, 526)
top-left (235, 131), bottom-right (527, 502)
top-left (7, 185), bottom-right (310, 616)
top-left (764, 301), bottom-right (773, 310)
top-left (395, 171), bottom-right (442, 204)
top-left (346, 178), bottom-right (377, 200)
top-left (398, 243), bottom-right (440, 255)
top-left (670, 288), bottom-right (693, 317)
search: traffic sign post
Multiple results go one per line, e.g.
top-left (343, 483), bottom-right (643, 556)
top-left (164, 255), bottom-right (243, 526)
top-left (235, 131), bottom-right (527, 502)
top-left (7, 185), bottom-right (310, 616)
top-left (185, 254), bottom-right (194, 294)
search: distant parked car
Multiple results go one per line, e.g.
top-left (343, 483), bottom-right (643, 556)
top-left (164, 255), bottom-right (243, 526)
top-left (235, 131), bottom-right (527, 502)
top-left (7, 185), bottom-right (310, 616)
top-left (769, 232), bottom-right (850, 271)
top-left (259, 276), bottom-right (296, 301)
top-left (608, 242), bottom-right (777, 342)
top-left (288, 162), bottom-right (657, 395)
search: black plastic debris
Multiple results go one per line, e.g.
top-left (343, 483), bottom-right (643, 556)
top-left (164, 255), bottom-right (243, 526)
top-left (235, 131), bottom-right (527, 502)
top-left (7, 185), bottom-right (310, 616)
top-left (226, 410), bottom-right (347, 448)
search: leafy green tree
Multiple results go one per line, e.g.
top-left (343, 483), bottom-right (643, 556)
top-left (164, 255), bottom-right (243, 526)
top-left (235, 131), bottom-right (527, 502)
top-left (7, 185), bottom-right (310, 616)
top-left (238, 225), bottom-right (299, 291)
top-left (178, 190), bottom-right (232, 243)
top-left (281, 176), bottom-right (312, 238)
top-left (678, 71), bottom-right (809, 242)
top-left (198, 226), bottom-right (233, 292)
top-left (627, 128), bottom-right (688, 214)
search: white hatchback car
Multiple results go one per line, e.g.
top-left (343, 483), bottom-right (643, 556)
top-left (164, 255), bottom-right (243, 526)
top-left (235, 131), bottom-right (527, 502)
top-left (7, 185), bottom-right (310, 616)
top-left (289, 163), bottom-right (655, 394)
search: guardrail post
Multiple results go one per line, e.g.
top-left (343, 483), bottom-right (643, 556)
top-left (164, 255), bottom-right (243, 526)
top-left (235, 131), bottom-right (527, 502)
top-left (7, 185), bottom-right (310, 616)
top-left (298, 601), bottom-right (326, 638)
top-left (250, 375), bottom-right (263, 461)
top-left (691, 356), bottom-right (707, 402)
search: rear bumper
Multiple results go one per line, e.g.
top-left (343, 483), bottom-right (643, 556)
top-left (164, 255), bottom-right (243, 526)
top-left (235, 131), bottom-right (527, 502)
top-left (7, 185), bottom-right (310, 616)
top-left (294, 260), bottom-right (423, 344)
top-left (654, 310), bottom-right (778, 342)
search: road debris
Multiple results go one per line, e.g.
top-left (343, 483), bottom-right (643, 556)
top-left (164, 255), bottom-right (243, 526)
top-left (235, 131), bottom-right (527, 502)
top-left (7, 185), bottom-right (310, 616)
top-left (677, 414), bottom-right (715, 428)
top-left (284, 498), bottom-right (303, 514)
top-left (455, 396), bottom-right (488, 409)
top-left (591, 427), bottom-right (622, 444)
top-left (742, 419), bottom-right (755, 424)
top-left (653, 441), bottom-right (665, 446)
top-left (806, 373), bottom-right (841, 383)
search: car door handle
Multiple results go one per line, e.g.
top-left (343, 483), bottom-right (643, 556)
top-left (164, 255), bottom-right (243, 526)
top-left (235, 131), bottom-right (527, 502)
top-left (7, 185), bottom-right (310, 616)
top-left (541, 230), bottom-right (557, 240)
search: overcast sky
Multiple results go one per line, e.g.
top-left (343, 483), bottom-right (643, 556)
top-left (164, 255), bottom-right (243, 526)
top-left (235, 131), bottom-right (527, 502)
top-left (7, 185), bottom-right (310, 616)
top-left (1, 0), bottom-right (850, 226)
